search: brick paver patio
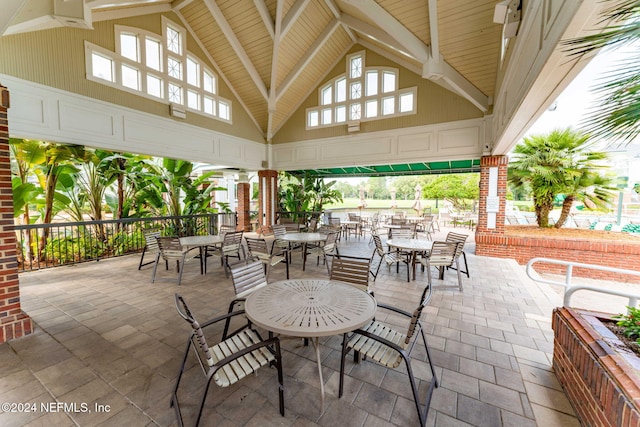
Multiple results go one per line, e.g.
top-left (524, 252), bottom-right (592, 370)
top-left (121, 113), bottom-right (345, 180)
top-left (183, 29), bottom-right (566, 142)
top-left (0, 227), bottom-right (581, 426)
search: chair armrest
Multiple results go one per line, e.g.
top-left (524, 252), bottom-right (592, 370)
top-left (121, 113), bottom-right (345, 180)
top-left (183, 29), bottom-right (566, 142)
top-left (210, 335), bottom-right (281, 371)
top-left (376, 302), bottom-right (413, 318)
top-left (198, 308), bottom-right (249, 329)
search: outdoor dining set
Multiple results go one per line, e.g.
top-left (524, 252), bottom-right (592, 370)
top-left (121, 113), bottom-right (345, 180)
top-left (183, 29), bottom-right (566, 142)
top-left (137, 213), bottom-right (470, 427)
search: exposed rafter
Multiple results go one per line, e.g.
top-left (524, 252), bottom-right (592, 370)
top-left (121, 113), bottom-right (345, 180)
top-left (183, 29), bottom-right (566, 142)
top-left (253, 0), bottom-right (274, 39)
top-left (281, 0), bottom-right (309, 39)
top-left (267, 0), bottom-right (285, 141)
top-left (340, 14), bottom-right (414, 60)
top-left (0, 0), bottom-right (29, 35)
top-left (342, 0), bottom-right (488, 112)
top-left (276, 18), bottom-right (340, 102)
top-left (202, 0), bottom-right (268, 102)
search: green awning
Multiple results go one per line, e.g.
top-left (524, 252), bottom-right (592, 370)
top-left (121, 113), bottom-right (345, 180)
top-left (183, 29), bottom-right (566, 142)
top-left (288, 159), bottom-right (481, 178)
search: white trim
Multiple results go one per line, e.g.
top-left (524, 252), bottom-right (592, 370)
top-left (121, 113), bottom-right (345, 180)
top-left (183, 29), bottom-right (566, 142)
top-left (3, 74), bottom-right (263, 170)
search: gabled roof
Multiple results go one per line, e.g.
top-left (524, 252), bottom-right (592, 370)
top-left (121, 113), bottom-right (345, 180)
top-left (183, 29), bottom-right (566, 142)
top-left (2, 0), bottom-right (501, 141)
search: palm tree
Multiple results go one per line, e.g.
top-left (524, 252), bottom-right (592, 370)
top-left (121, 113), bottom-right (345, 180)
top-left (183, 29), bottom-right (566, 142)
top-left (508, 128), bottom-right (614, 228)
top-left (564, 0), bottom-right (640, 145)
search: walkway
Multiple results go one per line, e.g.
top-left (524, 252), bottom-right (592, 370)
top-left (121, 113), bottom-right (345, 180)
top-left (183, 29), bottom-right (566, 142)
top-left (0, 227), bottom-right (581, 426)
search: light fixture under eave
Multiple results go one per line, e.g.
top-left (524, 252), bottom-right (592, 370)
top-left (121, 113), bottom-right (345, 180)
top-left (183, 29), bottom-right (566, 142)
top-left (347, 121), bottom-right (360, 132)
top-left (170, 103), bottom-right (186, 119)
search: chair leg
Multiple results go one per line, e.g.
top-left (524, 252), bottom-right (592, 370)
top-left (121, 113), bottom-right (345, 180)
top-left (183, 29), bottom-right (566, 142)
top-left (138, 247), bottom-right (147, 270)
top-left (338, 333), bottom-right (348, 398)
top-left (455, 259), bottom-right (463, 291)
top-left (151, 253), bottom-right (161, 283)
top-left (177, 256), bottom-right (186, 285)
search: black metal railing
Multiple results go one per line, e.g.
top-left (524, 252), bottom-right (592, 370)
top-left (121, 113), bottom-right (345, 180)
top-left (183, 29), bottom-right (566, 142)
top-left (14, 213), bottom-right (236, 272)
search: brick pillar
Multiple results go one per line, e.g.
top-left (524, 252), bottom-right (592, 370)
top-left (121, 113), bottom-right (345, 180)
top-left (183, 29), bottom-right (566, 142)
top-left (258, 170), bottom-right (278, 229)
top-left (0, 84), bottom-right (33, 343)
top-left (476, 155), bottom-right (509, 256)
top-left (236, 182), bottom-right (251, 232)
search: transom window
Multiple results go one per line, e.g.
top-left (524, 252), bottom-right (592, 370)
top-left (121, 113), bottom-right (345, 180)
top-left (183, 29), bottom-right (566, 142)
top-left (85, 17), bottom-right (231, 123)
top-left (306, 51), bottom-right (416, 129)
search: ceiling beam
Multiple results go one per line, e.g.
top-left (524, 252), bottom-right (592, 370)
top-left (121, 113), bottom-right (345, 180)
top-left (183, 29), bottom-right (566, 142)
top-left (276, 18), bottom-right (340, 102)
top-left (341, 14), bottom-right (414, 60)
top-left (344, 0), bottom-right (488, 112)
top-left (427, 0), bottom-right (439, 63)
top-left (324, 0), bottom-right (356, 43)
top-left (356, 38), bottom-right (422, 75)
top-left (281, 0), bottom-right (309, 39)
top-left (202, 0), bottom-right (268, 101)
top-left (175, 10), bottom-right (264, 135)
top-left (0, 0), bottom-right (29, 36)
top-left (342, 0), bottom-right (429, 62)
top-left (92, 3), bottom-right (171, 22)
top-left (267, 0), bottom-right (285, 141)
top-left (253, 0), bottom-right (274, 39)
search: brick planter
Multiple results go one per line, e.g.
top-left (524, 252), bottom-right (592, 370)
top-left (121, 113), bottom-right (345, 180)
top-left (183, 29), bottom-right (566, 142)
top-left (552, 307), bottom-right (640, 426)
top-left (476, 230), bottom-right (640, 282)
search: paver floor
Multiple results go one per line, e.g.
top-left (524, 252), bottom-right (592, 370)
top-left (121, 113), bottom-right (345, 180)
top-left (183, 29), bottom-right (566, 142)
top-left (0, 226), bottom-right (581, 426)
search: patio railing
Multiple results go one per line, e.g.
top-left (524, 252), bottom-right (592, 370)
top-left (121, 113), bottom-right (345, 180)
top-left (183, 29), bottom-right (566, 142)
top-left (14, 213), bottom-right (236, 272)
top-left (526, 257), bottom-right (640, 311)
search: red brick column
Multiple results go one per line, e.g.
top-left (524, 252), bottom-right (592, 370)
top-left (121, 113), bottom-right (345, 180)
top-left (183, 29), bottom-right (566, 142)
top-left (0, 84), bottom-right (33, 343)
top-left (258, 170), bottom-right (278, 229)
top-left (236, 182), bottom-right (251, 232)
top-left (476, 155), bottom-right (508, 256)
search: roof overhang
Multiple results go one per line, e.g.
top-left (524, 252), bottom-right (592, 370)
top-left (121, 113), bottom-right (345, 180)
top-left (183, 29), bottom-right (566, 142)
top-left (289, 159), bottom-right (481, 178)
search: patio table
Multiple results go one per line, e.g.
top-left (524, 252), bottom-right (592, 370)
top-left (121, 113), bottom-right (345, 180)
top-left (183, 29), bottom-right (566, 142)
top-left (387, 238), bottom-right (433, 281)
top-left (179, 235), bottom-right (224, 274)
top-left (279, 232), bottom-right (327, 268)
top-left (244, 279), bottom-right (376, 407)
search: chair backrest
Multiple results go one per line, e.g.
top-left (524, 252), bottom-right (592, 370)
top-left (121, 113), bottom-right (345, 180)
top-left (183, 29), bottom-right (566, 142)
top-left (372, 233), bottom-right (386, 257)
top-left (427, 241), bottom-right (459, 267)
top-left (222, 230), bottom-right (243, 255)
top-left (219, 224), bottom-right (237, 236)
top-left (143, 229), bottom-right (161, 252)
top-left (329, 217), bottom-right (341, 226)
top-left (307, 217), bottom-right (318, 232)
top-left (391, 217), bottom-right (406, 225)
top-left (157, 236), bottom-right (184, 257)
top-left (330, 255), bottom-right (371, 292)
top-left (318, 225), bottom-right (338, 235)
top-left (174, 294), bottom-right (214, 368)
top-left (445, 232), bottom-right (468, 258)
top-left (322, 231), bottom-right (339, 252)
top-left (272, 224), bottom-right (287, 239)
top-left (404, 284), bottom-right (433, 344)
top-left (390, 228), bottom-right (412, 239)
top-left (245, 237), bottom-right (270, 256)
top-left (229, 258), bottom-right (268, 298)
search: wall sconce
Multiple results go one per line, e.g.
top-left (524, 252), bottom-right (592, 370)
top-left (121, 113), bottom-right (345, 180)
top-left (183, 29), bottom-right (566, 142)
top-left (170, 103), bottom-right (186, 119)
top-left (347, 121), bottom-right (360, 132)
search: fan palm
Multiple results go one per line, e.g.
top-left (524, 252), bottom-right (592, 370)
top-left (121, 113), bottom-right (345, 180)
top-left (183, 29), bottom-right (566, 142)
top-left (563, 0), bottom-right (640, 145)
top-left (509, 129), bottom-right (614, 228)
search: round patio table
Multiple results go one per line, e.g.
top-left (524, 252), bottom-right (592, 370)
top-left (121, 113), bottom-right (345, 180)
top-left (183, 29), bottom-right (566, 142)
top-left (279, 232), bottom-right (328, 269)
top-left (244, 278), bottom-right (376, 407)
top-left (179, 235), bottom-right (224, 274)
top-left (387, 238), bottom-right (433, 281)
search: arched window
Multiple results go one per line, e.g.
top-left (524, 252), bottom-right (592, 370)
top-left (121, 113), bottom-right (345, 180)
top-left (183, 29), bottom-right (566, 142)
top-left (306, 51), bottom-right (416, 129)
top-left (85, 17), bottom-right (231, 123)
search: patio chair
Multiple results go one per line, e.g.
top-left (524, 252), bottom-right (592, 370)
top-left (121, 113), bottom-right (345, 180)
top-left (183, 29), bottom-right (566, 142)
top-left (224, 257), bottom-right (269, 337)
top-left (389, 226), bottom-right (414, 239)
top-left (245, 237), bottom-right (289, 279)
top-left (370, 233), bottom-right (410, 282)
top-left (445, 231), bottom-right (470, 278)
top-left (138, 228), bottom-right (161, 270)
top-left (208, 230), bottom-right (244, 277)
top-left (152, 237), bottom-right (190, 285)
top-left (171, 294), bottom-right (284, 427)
top-left (338, 283), bottom-right (438, 427)
top-left (303, 231), bottom-right (339, 273)
top-left (418, 241), bottom-right (463, 291)
top-left (329, 255), bottom-right (373, 295)
top-left (218, 224), bottom-right (236, 236)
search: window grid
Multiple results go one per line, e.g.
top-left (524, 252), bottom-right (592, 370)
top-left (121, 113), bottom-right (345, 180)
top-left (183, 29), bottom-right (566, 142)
top-left (85, 20), bottom-right (231, 123)
top-left (306, 51), bottom-right (416, 130)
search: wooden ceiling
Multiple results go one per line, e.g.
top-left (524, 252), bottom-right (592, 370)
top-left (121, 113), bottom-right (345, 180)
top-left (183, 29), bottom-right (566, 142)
top-left (4, 0), bottom-right (504, 141)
